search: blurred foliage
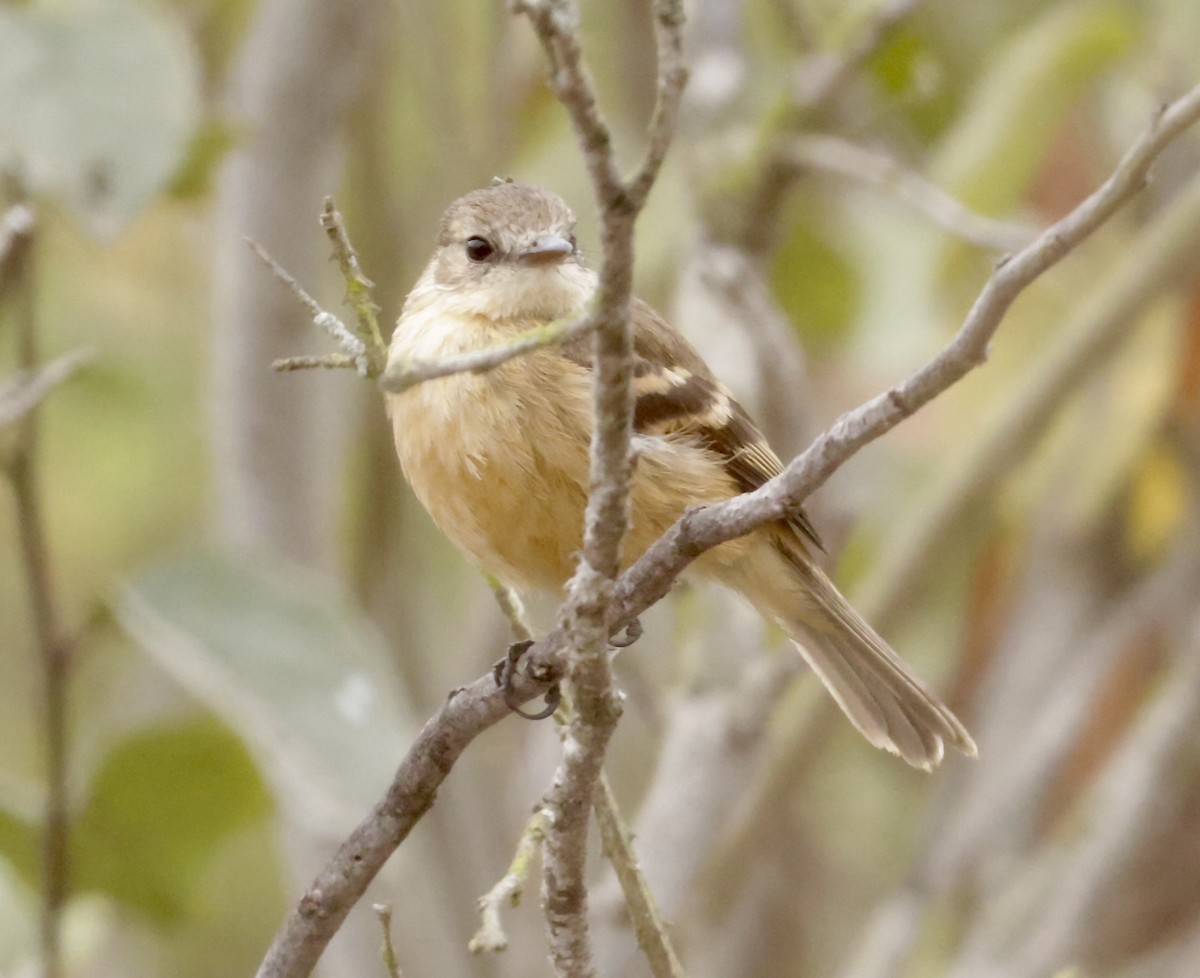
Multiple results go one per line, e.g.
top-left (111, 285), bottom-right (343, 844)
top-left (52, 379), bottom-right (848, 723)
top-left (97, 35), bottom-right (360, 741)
top-left (0, 716), bottom-right (272, 922)
top-left (2, 0), bottom-right (1200, 976)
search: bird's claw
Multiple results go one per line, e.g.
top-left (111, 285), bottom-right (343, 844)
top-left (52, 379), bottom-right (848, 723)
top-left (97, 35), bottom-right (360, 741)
top-left (609, 617), bottom-right (643, 649)
top-left (495, 639), bottom-right (561, 720)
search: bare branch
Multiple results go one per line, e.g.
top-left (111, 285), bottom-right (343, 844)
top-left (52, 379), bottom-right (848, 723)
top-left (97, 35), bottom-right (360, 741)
top-left (856, 162), bottom-right (1200, 631)
top-left (593, 772), bottom-right (688, 978)
top-left (489, 578), bottom-right (687, 975)
top-left (372, 904), bottom-right (402, 978)
top-left (512, 2), bottom-right (688, 974)
top-left (320, 197), bottom-right (387, 377)
top-left (380, 313), bottom-right (592, 394)
top-left (544, 81), bottom-right (1200, 660)
top-left (786, 134), bottom-right (1037, 250)
top-left (247, 238), bottom-right (371, 376)
top-left (0, 347), bottom-right (96, 429)
top-left (1, 203), bottom-right (70, 978)
top-left (253, 668), bottom-right (558, 978)
top-left (272, 353), bottom-right (359, 372)
top-left (469, 809), bottom-right (550, 954)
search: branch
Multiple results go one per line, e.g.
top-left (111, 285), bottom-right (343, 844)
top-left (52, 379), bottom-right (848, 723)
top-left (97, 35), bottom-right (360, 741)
top-left (469, 809), bottom-right (550, 954)
top-left (856, 162), bottom-right (1200, 631)
top-left (786, 134), bottom-right (1037, 250)
top-left (0, 347), bottom-right (96, 429)
top-left (372, 903), bottom-right (402, 978)
top-left (253, 667), bottom-right (557, 978)
top-left (0, 204), bottom-right (71, 978)
top-left (520, 82), bottom-right (1200, 669)
top-left (319, 197), bottom-right (387, 376)
top-left (379, 313), bottom-right (592, 394)
top-left (513, 1), bottom-right (688, 974)
top-left (253, 81), bottom-right (1200, 978)
top-left (593, 772), bottom-right (687, 978)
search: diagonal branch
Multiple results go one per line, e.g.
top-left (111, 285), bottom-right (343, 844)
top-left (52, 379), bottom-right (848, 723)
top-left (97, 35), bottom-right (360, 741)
top-left (551, 81), bottom-right (1200, 657)
top-left (252, 79), bottom-right (1200, 978)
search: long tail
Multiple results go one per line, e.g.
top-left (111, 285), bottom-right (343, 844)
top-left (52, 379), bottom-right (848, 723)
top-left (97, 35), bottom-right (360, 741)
top-left (720, 533), bottom-right (977, 770)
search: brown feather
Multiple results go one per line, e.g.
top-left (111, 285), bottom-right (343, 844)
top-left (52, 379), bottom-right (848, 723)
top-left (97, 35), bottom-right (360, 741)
top-left (565, 298), bottom-right (825, 552)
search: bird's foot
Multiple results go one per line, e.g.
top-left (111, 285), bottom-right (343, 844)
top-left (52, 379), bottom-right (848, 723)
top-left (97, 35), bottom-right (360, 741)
top-left (609, 617), bottom-right (643, 649)
top-left (494, 639), bottom-right (561, 720)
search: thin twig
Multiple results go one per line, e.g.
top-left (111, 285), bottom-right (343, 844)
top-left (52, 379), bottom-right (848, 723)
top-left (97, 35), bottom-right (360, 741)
top-left (380, 313), bottom-right (591, 394)
top-left (593, 775), bottom-right (688, 978)
top-left (487, 575), bottom-right (535, 643)
top-left (786, 134), bottom-right (1037, 250)
top-left (0, 347), bottom-right (96, 429)
top-left (320, 198), bottom-right (388, 377)
top-left (272, 353), bottom-right (360, 372)
top-left (469, 809), bottom-right (550, 954)
top-left (1, 204), bottom-right (70, 978)
top-left (372, 903), bottom-right (402, 978)
top-left (488, 578), bottom-right (686, 974)
top-left (246, 238), bottom-right (371, 375)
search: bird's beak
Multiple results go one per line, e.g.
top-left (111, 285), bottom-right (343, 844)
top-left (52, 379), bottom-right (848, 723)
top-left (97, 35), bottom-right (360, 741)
top-left (519, 234), bottom-right (574, 266)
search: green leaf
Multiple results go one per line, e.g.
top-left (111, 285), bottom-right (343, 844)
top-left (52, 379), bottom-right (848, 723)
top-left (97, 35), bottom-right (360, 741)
top-left (117, 552), bottom-right (415, 833)
top-left (0, 718), bottom-right (270, 924)
top-left (0, 0), bottom-right (200, 234)
top-left (72, 717), bottom-right (270, 922)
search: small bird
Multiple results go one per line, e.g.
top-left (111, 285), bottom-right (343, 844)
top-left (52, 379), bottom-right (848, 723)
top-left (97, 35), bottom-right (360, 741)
top-left (386, 181), bottom-right (976, 770)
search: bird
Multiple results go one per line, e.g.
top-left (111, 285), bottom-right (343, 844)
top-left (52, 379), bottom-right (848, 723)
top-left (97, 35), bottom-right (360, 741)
top-left (385, 180), bottom-right (976, 770)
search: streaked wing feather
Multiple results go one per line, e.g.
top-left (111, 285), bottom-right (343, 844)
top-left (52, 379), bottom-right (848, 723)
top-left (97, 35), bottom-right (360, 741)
top-left (563, 298), bottom-right (824, 552)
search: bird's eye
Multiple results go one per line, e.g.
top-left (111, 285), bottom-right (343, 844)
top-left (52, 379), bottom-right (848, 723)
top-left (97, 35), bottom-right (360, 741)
top-left (567, 234), bottom-right (577, 251)
top-left (465, 237), bottom-right (495, 262)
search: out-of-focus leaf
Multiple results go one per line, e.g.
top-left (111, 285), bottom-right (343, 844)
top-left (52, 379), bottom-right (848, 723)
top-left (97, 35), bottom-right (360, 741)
top-left (770, 198), bottom-right (860, 351)
top-left (1007, 297), bottom-right (1182, 534)
top-left (0, 813), bottom-right (38, 897)
top-left (72, 718), bottom-right (270, 922)
top-left (0, 718), bottom-right (269, 924)
top-left (117, 552), bottom-right (415, 834)
top-left (0, 0), bottom-right (200, 234)
top-left (931, 1), bottom-right (1134, 216)
top-left (0, 859), bottom-right (36, 970)
top-left (1126, 445), bottom-right (1188, 562)
top-left (166, 120), bottom-right (238, 201)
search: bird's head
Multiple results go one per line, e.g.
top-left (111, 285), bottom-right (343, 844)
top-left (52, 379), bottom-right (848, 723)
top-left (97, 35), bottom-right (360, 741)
top-left (426, 181), bottom-right (593, 322)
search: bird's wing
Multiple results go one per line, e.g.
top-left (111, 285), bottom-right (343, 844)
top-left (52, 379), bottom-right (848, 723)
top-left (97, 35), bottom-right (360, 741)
top-left (563, 298), bottom-right (825, 553)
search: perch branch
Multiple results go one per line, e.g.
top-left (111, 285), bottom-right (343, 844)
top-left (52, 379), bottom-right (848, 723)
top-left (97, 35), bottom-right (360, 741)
top-left (254, 60), bottom-right (1200, 978)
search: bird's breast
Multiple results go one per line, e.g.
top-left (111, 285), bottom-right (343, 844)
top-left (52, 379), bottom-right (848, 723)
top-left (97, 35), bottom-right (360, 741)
top-left (387, 311), bottom-right (593, 591)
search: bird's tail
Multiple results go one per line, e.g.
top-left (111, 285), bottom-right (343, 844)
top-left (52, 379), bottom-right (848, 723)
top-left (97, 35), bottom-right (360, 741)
top-left (718, 532), bottom-right (976, 770)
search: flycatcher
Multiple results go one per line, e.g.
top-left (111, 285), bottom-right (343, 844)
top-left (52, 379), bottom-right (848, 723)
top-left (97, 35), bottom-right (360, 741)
top-left (387, 181), bottom-right (975, 770)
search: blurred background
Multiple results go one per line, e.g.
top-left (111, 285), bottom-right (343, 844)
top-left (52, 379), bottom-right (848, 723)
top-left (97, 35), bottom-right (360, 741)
top-left (3, 0), bottom-right (1200, 976)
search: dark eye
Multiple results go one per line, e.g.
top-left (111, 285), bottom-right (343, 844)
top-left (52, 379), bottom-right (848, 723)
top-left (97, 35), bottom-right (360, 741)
top-left (465, 236), bottom-right (494, 262)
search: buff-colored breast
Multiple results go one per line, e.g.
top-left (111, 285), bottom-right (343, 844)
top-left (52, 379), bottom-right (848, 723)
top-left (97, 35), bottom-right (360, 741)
top-left (388, 311), bottom-right (751, 594)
